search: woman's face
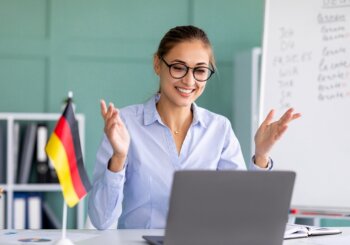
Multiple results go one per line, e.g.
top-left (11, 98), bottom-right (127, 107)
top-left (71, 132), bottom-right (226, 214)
top-left (154, 40), bottom-right (211, 109)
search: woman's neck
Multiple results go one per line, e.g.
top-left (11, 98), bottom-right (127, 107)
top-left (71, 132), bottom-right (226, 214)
top-left (156, 98), bottom-right (193, 135)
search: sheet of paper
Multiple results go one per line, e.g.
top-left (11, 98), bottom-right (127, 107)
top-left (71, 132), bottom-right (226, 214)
top-left (310, 235), bottom-right (350, 245)
top-left (0, 230), bottom-right (98, 244)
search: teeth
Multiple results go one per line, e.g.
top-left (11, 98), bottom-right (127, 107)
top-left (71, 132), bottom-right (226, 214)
top-left (177, 87), bottom-right (192, 94)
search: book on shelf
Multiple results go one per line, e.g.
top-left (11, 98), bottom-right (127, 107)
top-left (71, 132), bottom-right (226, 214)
top-left (17, 123), bottom-right (37, 184)
top-left (284, 223), bottom-right (342, 239)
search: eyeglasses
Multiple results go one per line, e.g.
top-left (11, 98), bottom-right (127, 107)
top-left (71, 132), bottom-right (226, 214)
top-left (160, 57), bottom-right (215, 82)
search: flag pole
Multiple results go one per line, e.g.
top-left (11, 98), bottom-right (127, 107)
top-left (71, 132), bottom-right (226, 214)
top-left (54, 199), bottom-right (74, 245)
top-left (62, 202), bottom-right (67, 240)
top-left (54, 92), bottom-right (75, 245)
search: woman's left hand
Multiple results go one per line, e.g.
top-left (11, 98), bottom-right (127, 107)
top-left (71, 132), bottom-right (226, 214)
top-left (254, 108), bottom-right (301, 168)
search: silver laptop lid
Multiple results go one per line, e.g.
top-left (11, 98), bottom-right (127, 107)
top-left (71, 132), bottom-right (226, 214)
top-left (164, 170), bottom-right (295, 245)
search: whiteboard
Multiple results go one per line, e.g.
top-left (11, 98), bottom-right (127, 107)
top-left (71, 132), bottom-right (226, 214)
top-left (260, 0), bottom-right (350, 211)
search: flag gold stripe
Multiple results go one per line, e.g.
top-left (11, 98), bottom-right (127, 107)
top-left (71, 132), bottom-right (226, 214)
top-left (46, 133), bottom-right (80, 207)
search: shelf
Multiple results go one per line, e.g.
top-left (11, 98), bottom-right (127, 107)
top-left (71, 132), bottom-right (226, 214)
top-left (0, 113), bottom-right (84, 122)
top-left (0, 112), bottom-right (86, 229)
top-left (2, 184), bottom-right (62, 192)
top-left (12, 184), bottom-right (61, 192)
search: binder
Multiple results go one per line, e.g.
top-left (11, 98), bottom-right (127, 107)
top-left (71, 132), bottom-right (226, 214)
top-left (36, 125), bottom-right (47, 163)
top-left (0, 125), bottom-right (5, 183)
top-left (13, 193), bottom-right (26, 229)
top-left (0, 190), bottom-right (5, 229)
top-left (27, 193), bottom-right (42, 229)
top-left (36, 125), bottom-right (50, 183)
top-left (48, 159), bottom-right (58, 183)
top-left (13, 122), bottom-right (20, 183)
top-left (13, 192), bottom-right (43, 229)
top-left (42, 201), bottom-right (61, 229)
top-left (18, 123), bottom-right (37, 184)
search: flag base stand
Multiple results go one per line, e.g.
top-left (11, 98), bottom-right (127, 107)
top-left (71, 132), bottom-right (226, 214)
top-left (55, 203), bottom-right (75, 245)
top-left (54, 238), bottom-right (74, 245)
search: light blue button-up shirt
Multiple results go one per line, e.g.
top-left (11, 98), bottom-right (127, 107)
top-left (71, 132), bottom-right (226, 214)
top-left (88, 94), bottom-right (272, 230)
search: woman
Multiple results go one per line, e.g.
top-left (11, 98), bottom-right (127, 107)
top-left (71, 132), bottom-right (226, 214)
top-left (88, 25), bottom-right (300, 230)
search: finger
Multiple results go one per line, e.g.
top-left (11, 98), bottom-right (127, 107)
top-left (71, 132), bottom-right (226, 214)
top-left (105, 119), bottom-right (118, 135)
top-left (274, 125), bottom-right (288, 141)
top-left (105, 109), bottom-right (119, 130)
top-left (101, 101), bottom-right (115, 121)
top-left (106, 108), bottom-right (125, 134)
top-left (280, 109), bottom-right (302, 126)
top-left (291, 113), bottom-right (302, 120)
top-left (105, 103), bottom-right (116, 121)
top-left (262, 109), bottom-right (275, 126)
top-left (100, 99), bottom-right (108, 119)
top-left (278, 108), bottom-right (295, 125)
top-left (114, 108), bottom-right (124, 125)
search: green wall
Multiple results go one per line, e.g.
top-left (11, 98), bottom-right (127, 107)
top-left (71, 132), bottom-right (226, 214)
top-left (0, 0), bottom-right (264, 181)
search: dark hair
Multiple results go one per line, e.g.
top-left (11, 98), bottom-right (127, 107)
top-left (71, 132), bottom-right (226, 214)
top-left (155, 25), bottom-right (216, 70)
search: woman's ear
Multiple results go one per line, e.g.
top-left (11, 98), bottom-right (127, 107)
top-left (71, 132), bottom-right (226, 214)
top-left (153, 54), bottom-right (160, 76)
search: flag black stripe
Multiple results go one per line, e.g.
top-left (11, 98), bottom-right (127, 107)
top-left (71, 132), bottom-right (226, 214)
top-left (63, 101), bottom-right (92, 192)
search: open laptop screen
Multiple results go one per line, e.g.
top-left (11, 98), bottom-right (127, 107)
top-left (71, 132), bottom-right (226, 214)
top-left (144, 170), bottom-right (295, 245)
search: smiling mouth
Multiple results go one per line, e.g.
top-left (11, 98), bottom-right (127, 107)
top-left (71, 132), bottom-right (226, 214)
top-left (176, 87), bottom-right (194, 94)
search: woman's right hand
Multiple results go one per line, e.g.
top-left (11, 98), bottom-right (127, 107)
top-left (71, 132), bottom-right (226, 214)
top-left (100, 100), bottom-right (130, 172)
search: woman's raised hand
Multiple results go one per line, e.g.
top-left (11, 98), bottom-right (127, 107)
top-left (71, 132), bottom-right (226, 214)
top-left (254, 108), bottom-right (301, 168)
top-left (100, 100), bottom-right (130, 171)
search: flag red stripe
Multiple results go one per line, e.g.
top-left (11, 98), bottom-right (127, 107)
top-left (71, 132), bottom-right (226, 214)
top-left (54, 116), bottom-right (86, 199)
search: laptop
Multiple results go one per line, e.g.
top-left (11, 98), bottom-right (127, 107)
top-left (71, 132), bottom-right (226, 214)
top-left (143, 170), bottom-right (295, 245)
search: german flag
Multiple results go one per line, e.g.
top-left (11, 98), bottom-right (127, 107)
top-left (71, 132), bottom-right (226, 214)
top-left (46, 99), bottom-right (91, 207)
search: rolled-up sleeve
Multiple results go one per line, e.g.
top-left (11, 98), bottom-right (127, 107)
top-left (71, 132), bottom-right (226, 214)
top-left (248, 156), bottom-right (274, 171)
top-left (88, 135), bottom-right (127, 230)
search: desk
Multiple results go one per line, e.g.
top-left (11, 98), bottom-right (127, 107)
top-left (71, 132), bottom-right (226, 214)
top-left (1, 228), bottom-right (350, 244)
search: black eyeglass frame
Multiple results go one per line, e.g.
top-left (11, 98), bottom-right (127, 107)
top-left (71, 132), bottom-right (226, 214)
top-left (160, 57), bottom-right (215, 82)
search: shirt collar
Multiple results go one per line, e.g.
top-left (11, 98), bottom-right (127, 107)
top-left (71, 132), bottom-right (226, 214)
top-left (143, 94), bottom-right (161, 126)
top-left (143, 94), bottom-right (206, 128)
